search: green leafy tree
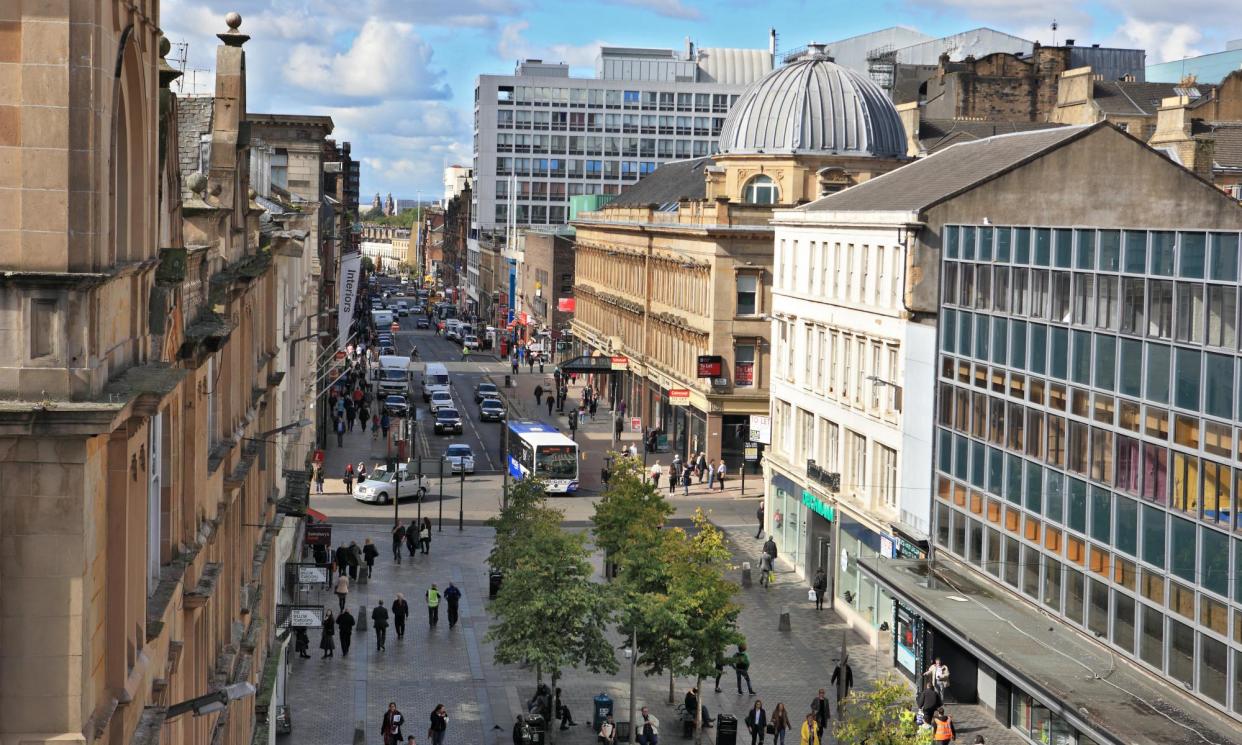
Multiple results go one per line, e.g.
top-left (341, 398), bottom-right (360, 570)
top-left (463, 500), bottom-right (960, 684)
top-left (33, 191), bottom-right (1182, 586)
top-left (486, 475), bottom-right (560, 575)
top-left (359, 256), bottom-right (375, 274)
top-left (832, 676), bottom-right (932, 745)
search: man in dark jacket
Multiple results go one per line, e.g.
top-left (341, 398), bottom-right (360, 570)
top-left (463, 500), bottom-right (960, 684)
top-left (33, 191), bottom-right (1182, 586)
top-left (372, 600), bottom-right (390, 651)
top-left (337, 608), bottom-right (356, 656)
top-left (831, 661), bottom-right (854, 702)
top-left (917, 682), bottom-right (942, 727)
top-left (762, 536), bottom-right (778, 562)
top-left (392, 523), bottom-right (407, 563)
top-left (334, 544), bottom-right (350, 581)
top-left (810, 688), bottom-right (830, 733)
top-left (392, 593), bottom-right (410, 638)
top-left (363, 540), bottom-right (379, 578)
top-left (444, 583), bottom-right (463, 628)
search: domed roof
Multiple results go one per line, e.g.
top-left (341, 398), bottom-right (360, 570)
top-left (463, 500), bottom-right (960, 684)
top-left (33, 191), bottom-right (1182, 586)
top-left (718, 44), bottom-right (905, 158)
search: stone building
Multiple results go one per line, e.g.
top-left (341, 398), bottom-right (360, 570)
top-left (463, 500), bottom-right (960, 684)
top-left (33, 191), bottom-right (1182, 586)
top-left (0, 9), bottom-right (317, 743)
top-left (516, 233), bottom-right (575, 341)
top-left (1148, 71), bottom-right (1242, 198)
top-left (570, 45), bottom-right (906, 466)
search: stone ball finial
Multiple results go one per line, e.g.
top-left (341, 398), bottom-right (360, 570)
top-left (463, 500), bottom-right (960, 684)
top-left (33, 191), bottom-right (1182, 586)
top-left (225, 12), bottom-right (242, 30)
top-left (159, 36), bottom-right (172, 57)
top-left (187, 172), bottom-right (208, 196)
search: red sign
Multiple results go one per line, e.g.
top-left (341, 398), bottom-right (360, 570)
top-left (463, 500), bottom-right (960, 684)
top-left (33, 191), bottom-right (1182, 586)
top-left (304, 523), bottom-right (333, 546)
top-left (630, 417), bottom-right (642, 432)
top-left (557, 297), bottom-right (576, 312)
top-left (697, 355), bottom-right (723, 378)
top-left (610, 356), bottom-right (628, 371)
top-left (735, 362), bottom-right (754, 386)
top-left (668, 389), bottom-right (691, 406)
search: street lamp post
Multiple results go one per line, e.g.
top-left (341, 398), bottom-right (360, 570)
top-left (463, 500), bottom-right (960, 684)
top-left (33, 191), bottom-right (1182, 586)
top-left (459, 468), bottom-right (465, 531)
top-left (438, 456), bottom-right (445, 532)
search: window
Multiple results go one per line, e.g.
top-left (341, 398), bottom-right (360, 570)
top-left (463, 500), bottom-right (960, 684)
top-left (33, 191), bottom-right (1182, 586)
top-left (735, 342), bottom-right (755, 387)
top-left (743, 174), bottom-right (778, 205)
top-left (845, 430), bottom-right (867, 501)
top-left (875, 444), bottom-right (897, 509)
top-left (736, 274), bottom-right (758, 315)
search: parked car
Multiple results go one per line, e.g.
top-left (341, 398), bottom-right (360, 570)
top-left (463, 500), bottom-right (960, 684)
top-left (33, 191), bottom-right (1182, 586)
top-left (479, 397), bottom-right (506, 422)
top-left (474, 382), bottom-right (500, 403)
top-left (462, 335), bottom-right (480, 350)
top-left (415, 317), bottom-right (430, 329)
top-left (429, 390), bottom-right (454, 412)
top-left (444, 443), bottom-right (476, 474)
top-left (383, 394), bottom-right (409, 417)
top-left (379, 345), bottom-right (397, 357)
top-left (434, 408), bottom-right (463, 435)
top-left (353, 464), bottom-right (429, 505)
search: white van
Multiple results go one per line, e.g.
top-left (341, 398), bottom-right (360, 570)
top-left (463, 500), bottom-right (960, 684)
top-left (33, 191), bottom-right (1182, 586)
top-left (421, 362), bottom-right (451, 402)
top-left (374, 355), bottom-right (413, 396)
top-left (444, 319), bottom-right (463, 342)
top-left (372, 309), bottom-right (394, 328)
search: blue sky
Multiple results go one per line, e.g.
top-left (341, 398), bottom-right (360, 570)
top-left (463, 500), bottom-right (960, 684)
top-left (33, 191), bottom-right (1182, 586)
top-left (162, 0), bottom-right (1242, 202)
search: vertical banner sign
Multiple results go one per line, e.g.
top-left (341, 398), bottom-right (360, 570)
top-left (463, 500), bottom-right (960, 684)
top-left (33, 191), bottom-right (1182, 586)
top-left (337, 252), bottom-right (362, 351)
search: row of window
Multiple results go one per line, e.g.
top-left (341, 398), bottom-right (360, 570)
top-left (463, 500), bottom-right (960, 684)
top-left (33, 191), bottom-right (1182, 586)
top-left (494, 111), bottom-right (728, 134)
top-left (776, 320), bottom-right (901, 420)
top-left (944, 263), bottom-right (1242, 350)
top-left (776, 236), bottom-right (904, 312)
top-left (495, 153), bottom-right (714, 177)
top-left (944, 226), bottom-right (1242, 280)
top-left (494, 134), bottom-right (719, 158)
top-left (493, 87), bottom-right (739, 113)
top-left (493, 205), bottom-right (567, 225)
top-left (772, 402), bottom-right (898, 510)
top-left (942, 310), bottom-right (1242, 422)
top-left (935, 500), bottom-right (1242, 716)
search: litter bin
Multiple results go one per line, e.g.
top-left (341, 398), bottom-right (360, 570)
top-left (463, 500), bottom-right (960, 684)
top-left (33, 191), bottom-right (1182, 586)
top-left (505, 374), bottom-right (512, 388)
top-left (592, 692), bottom-right (614, 732)
top-left (489, 571), bottom-right (503, 599)
top-left (715, 713), bottom-right (737, 745)
top-left (525, 714), bottom-right (547, 745)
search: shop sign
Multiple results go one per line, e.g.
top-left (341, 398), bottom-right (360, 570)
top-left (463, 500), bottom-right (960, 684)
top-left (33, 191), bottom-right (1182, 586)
top-left (696, 355), bottom-right (723, 378)
top-left (744, 444), bottom-right (760, 461)
top-left (278, 604), bottom-right (324, 629)
top-left (304, 523), bottom-right (333, 546)
top-left (610, 355), bottom-right (628, 371)
top-left (557, 297), bottom-right (576, 312)
top-left (880, 536), bottom-right (895, 559)
top-left (668, 389), bottom-right (691, 406)
top-left (297, 565), bottom-right (328, 584)
top-left (748, 414), bottom-right (771, 444)
top-left (801, 489), bottom-right (835, 522)
top-left (630, 417), bottom-right (642, 432)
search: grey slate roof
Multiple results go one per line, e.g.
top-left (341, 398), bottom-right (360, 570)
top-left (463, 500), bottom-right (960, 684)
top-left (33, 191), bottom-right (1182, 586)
top-left (916, 118), bottom-right (1067, 154)
top-left (1199, 122), bottom-right (1242, 171)
top-left (801, 124), bottom-right (1095, 213)
top-left (1091, 80), bottom-right (1182, 117)
top-left (604, 157), bottom-right (713, 208)
top-left (176, 96), bottom-right (214, 200)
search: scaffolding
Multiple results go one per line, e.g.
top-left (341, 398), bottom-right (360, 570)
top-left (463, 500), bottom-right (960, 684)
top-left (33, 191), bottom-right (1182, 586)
top-left (866, 44), bottom-right (897, 92)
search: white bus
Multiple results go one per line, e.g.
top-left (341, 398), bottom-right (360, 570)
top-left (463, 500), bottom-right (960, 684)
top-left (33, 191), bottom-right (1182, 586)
top-left (421, 362), bottom-right (451, 402)
top-left (506, 420), bottom-right (579, 493)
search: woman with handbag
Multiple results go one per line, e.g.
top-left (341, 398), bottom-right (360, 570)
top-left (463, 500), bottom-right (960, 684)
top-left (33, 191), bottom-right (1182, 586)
top-left (769, 703), bottom-right (791, 745)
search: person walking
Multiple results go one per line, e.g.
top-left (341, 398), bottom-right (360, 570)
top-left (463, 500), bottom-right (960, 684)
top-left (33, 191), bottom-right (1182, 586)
top-left (799, 714), bottom-right (820, 745)
top-left (758, 551), bottom-right (773, 588)
top-left (831, 661), bottom-right (854, 702)
top-left (393, 593), bottom-right (410, 639)
top-left (334, 543), bottom-right (349, 585)
top-left (924, 658), bottom-right (951, 700)
top-left (763, 536), bottom-right (778, 565)
top-left (363, 538), bottom-right (379, 578)
top-left (372, 600), bottom-right (390, 651)
top-left (406, 518), bottom-right (419, 557)
top-left (713, 655), bottom-right (725, 692)
top-left (649, 461), bottom-right (662, 487)
top-left (444, 582), bottom-right (462, 628)
top-left (393, 522), bottom-right (407, 564)
top-left (428, 704), bottom-right (449, 745)
top-left (359, 404), bottom-right (370, 432)
top-left (635, 707), bottom-right (659, 745)
top-left (512, 356), bottom-right (520, 376)
top-left (716, 460), bottom-right (727, 490)
top-left (319, 611), bottom-right (336, 658)
top-left (334, 572), bottom-right (350, 611)
top-left (810, 689), bottom-right (830, 734)
top-left (667, 467), bottom-right (676, 494)
top-left (343, 463), bottom-right (354, 495)
top-left (337, 607), bottom-right (355, 656)
top-left (681, 464), bottom-right (692, 496)
top-left (813, 568), bottom-right (828, 611)
top-left (426, 584), bottom-right (441, 627)
top-left (755, 503), bottom-right (765, 539)
top-left (534, 385), bottom-right (545, 406)
top-left (917, 682), bottom-right (942, 728)
top-left (547, 395), bottom-right (554, 416)
top-left (295, 627), bottom-right (311, 658)
top-left (419, 517), bottom-right (432, 555)
top-left (348, 540), bottom-right (362, 580)
top-left (769, 703), bottom-right (791, 745)
top-left (734, 643), bottom-right (755, 695)
top-left (313, 462), bottom-right (325, 493)
top-left (697, 452), bottom-right (708, 483)
top-left (381, 412), bottom-right (391, 439)
top-left (744, 700), bottom-right (768, 745)
top-left (931, 709), bottom-right (956, 744)
top-left (381, 702), bottom-right (406, 745)
top-left (335, 417), bottom-right (346, 447)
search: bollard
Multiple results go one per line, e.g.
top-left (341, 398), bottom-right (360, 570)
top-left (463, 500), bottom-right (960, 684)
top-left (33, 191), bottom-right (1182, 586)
top-left (357, 604), bottom-right (368, 632)
top-left (740, 561), bottom-right (752, 588)
top-left (778, 606), bottom-right (791, 632)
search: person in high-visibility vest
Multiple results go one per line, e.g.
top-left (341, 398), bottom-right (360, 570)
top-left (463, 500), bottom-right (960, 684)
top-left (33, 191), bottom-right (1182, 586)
top-left (931, 709), bottom-right (956, 743)
top-left (426, 584), bottom-right (441, 628)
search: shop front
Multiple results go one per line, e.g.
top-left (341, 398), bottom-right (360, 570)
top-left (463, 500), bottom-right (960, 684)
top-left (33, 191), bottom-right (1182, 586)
top-left (835, 510), bottom-right (896, 645)
top-left (767, 472), bottom-right (836, 585)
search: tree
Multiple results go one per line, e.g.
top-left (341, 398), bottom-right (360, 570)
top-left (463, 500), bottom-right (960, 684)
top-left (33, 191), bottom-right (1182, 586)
top-left (486, 475), bottom-right (560, 576)
top-left (485, 518), bottom-right (618, 743)
top-left (359, 256), bottom-right (375, 274)
top-left (832, 676), bottom-right (932, 745)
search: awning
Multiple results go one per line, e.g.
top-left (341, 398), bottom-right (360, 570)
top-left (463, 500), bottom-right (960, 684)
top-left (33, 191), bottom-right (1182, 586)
top-left (857, 555), bottom-right (1241, 745)
top-left (305, 507), bottom-right (328, 523)
top-left (558, 355), bottom-right (621, 374)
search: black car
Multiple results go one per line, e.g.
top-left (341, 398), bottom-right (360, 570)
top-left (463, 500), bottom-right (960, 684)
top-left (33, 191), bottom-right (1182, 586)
top-left (474, 382), bottom-right (500, 403)
top-left (434, 408), bottom-right (463, 435)
top-left (479, 398), bottom-right (506, 422)
top-left (384, 394), bottom-right (410, 417)
top-left (415, 317), bottom-right (430, 329)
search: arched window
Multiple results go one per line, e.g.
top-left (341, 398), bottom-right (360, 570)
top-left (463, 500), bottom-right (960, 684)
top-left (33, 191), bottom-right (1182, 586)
top-left (743, 174), bottom-right (778, 205)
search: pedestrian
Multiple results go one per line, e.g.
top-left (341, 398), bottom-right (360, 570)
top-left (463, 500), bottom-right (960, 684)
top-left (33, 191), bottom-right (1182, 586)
top-left (763, 535), bottom-right (778, 564)
top-left (348, 540), bottom-right (362, 580)
top-left (363, 538), bottom-right (379, 578)
top-left (770, 703), bottom-right (790, 745)
top-left (758, 551), bottom-right (773, 588)
top-left (598, 714), bottom-right (618, 744)
top-left (931, 709), bottom-right (956, 744)
top-left (716, 460), bottom-right (727, 490)
top-left (336, 417), bottom-right (346, 447)
top-left (744, 700), bottom-right (767, 745)
top-left (628, 442), bottom-right (638, 458)
top-left (635, 706), bottom-right (659, 745)
top-left (381, 702), bottom-right (406, 745)
top-left (756, 503), bottom-right (765, 539)
top-left (534, 385), bottom-right (545, 406)
top-left (345, 400), bottom-right (356, 432)
top-left (334, 572), bottom-right (350, 611)
top-left (426, 583), bottom-right (441, 627)
top-left (684, 687), bottom-right (711, 728)
top-left (810, 688), bottom-right (830, 734)
top-left (697, 452), bottom-right (708, 483)
top-left (589, 398), bottom-right (598, 419)
top-left (419, 517), bottom-right (432, 555)
top-left (334, 543), bottom-right (348, 584)
top-left (538, 355), bottom-right (545, 374)
top-left (444, 582), bottom-right (462, 628)
top-left (428, 704), bottom-right (449, 745)
top-left (381, 412), bottom-right (391, 439)
top-left (528, 356), bottom-right (535, 374)
top-left (372, 600), bottom-right (390, 651)
top-left (512, 356), bottom-right (520, 375)
top-left (546, 395), bottom-right (554, 416)
top-left (831, 661), bottom-right (854, 702)
top-left (916, 682), bottom-right (941, 728)
top-left (360, 405), bottom-right (369, 431)
top-left (313, 462), bottom-right (324, 493)
top-left (295, 627), bottom-right (311, 658)
top-left (393, 593), bottom-right (409, 638)
top-left (667, 467), bottom-right (677, 494)
top-left (734, 643), bottom-right (755, 695)
top-left (319, 611), bottom-right (336, 658)
top-left (555, 686), bottom-right (578, 730)
top-left (614, 416), bottom-right (624, 441)
top-left (337, 607), bottom-right (355, 656)
top-left (393, 522), bottom-right (407, 563)
top-left (813, 568), bottom-right (828, 611)
top-left (707, 459), bottom-right (717, 489)
top-left (924, 658), bottom-right (950, 700)
top-left (713, 655), bottom-right (725, 692)
top-left (799, 713), bottom-right (821, 745)
top-left (406, 518), bottom-right (419, 557)
top-left (682, 464), bottom-right (691, 496)
top-left (357, 461), bottom-right (368, 482)
top-left (372, 413), bottom-right (381, 441)
top-left (514, 715), bottom-right (533, 745)
top-left (343, 464), bottom-right (354, 495)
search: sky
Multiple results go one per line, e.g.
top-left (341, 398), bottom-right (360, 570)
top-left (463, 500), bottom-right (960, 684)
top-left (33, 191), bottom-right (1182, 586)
top-left (161, 0), bottom-right (1242, 202)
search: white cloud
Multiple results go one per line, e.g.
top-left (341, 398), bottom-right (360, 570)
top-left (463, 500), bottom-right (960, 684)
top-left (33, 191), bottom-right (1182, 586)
top-left (497, 20), bottom-right (608, 69)
top-left (285, 19), bottom-right (449, 103)
top-left (1111, 18), bottom-right (1204, 64)
top-left (614, 0), bottom-right (701, 20)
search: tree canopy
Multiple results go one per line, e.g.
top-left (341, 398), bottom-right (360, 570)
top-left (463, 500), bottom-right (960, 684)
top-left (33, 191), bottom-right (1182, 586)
top-left (832, 676), bottom-right (932, 745)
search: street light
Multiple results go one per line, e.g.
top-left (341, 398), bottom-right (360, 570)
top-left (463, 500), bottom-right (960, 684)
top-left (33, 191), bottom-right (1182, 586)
top-left (254, 419), bottom-right (312, 439)
top-left (165, 682), bottom-right (256, 720)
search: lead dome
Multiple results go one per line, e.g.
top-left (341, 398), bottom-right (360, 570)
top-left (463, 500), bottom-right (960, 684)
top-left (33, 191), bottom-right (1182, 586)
top-left (718, 43), bottom-right (905, 158)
